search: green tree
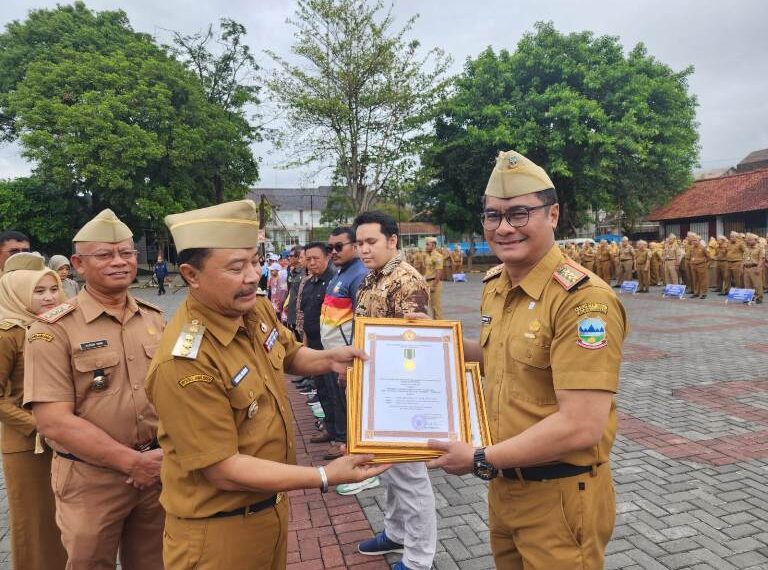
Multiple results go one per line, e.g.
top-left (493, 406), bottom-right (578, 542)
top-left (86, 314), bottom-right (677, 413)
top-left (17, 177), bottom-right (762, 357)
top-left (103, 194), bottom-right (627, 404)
top-left (417, 22), bottom-right (699, 236)
top-left (0, 2), bottom-right (258, 245)
top-left (266, 0), bottom-right (451, 214)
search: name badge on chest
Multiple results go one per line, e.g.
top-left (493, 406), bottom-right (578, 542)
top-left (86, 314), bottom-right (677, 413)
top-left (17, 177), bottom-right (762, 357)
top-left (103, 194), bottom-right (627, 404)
top-left (264, 328), bottom-right (279, 352)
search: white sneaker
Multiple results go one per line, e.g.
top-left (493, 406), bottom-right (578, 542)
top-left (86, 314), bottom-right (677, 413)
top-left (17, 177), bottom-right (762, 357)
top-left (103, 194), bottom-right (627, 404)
top-left (336, 476), bottom-right (381, 496)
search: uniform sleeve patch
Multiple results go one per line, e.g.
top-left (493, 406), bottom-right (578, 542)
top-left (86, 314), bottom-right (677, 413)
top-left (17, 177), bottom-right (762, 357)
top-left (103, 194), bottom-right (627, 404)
top-left (29, 332), bottom-right (54, 343)
top-left (574, 302), bottom-right (608, 316)
top-left (178, 374), bottom-right (214, 387)
top-left (577, 317), bottom-right (607, 349)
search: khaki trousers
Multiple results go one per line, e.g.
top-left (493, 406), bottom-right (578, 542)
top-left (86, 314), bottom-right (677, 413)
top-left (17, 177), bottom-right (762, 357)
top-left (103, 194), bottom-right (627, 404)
top-left (726, 261), bottom-right (743, 290)
top-left (617, 259), bottom-right (634, 284)
top-left (489, 464), bottom-right (615, 570)
top-left (638, 268), bottom-right (650, 291)
top-left (715, 261), bottom-right (728, 291)
top-left (163, 499), bottom-right (289, 569)
top-left (581, 259), bottom-right (594, 273)
top-left (597, 261), bottom-right (612, 283)
top-left (3, 448), bottom-right (67, 570)
top-left (52, 455), bottom-right (164, 570)
top-left (663, 260), bottom-right (678, 285)
top-left (692, 262), bottom-right (709, 296)
top-left (429, 281), bottom-right (443, 320)
top-left (743, 266), bottom-right (764, 301)
top-left (650, 258), bottom-right (660, 285)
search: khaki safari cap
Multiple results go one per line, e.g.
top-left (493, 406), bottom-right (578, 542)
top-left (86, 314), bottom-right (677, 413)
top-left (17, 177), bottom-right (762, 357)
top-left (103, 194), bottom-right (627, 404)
top-left (484, 150), bottom-right (555, 199)
top-left (2, 252), bottom-right (46, 273)
top-left (73, 209), bottom-right (133, 243)
top-left (165, 200), bottom-right (260, 253)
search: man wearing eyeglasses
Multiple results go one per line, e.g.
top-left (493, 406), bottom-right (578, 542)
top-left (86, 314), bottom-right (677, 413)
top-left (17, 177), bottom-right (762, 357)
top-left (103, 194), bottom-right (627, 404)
top-left (427, 150), bottom-right (627, 570)
top-left (0, 230), bottom-right (31, 272)
top-left (24, 209), bottom-right (166, 569)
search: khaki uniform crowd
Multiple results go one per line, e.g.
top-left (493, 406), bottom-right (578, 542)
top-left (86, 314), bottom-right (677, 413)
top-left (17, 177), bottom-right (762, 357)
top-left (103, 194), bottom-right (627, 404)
top-left (559, 230), bottom-right (767, 303)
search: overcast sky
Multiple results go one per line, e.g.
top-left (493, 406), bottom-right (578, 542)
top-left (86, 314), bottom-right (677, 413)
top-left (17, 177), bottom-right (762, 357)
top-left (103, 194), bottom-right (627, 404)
top-left (1, 0), bottom-right (767, 187)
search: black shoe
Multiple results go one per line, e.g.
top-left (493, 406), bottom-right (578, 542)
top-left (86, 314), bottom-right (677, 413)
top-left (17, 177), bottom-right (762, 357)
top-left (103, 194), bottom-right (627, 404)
top-left (690, 294), bottom-right (699, 298)
top-left (306, 394), bottom-right (320, 404)
top-left (757, 299), bottom-right (763, 304)
top-left (700, 295), bottom-right (707, 299)
top-left (292, 376), bottom-right (310, 384)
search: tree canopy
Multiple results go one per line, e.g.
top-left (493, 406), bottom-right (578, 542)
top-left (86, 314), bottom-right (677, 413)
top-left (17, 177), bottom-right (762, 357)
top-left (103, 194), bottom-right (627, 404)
top-left (0, 2), bottom-right (259, 246)
top-left (416, 22), bottom-right (699, 236)
top-left (266, 0), bottom-right (451, 214)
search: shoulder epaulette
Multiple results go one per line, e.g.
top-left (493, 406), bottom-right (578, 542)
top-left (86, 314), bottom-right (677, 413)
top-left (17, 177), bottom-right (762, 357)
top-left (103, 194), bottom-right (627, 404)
top-left (37, 302), bottom-right (77, 323)
top-left (0, 319), bottom-right (17, 330)
top-left (482, 264), bottom-right (505, 283)
top-left (552, 259), bottom-right (589, 292)
top-left (171, 320), bottom-right (206, 360)
top-left (135, 298), bottom-right (162, 312)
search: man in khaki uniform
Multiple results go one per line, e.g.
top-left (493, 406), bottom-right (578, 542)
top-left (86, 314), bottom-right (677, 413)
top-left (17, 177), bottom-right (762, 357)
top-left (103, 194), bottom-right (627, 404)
top-left (146, 200), bottom-right (387, 570)
top-left (596, 240), bottom-right (612, 282)
top-left (412, 248), bottom-right (426, 276)
top-left (424, 237), bottom-right (444, 319)
top-left (742, 233), bottom-right (764, 304)
top-left (649, 242), bottom-right (662, 285)
top-left (429, 150), bottom-right (627, 570)
top-left (450, 245), bottom-right (464, 275)
top-left (663, 234), bottom-right (680, 285)
top-left (580, 241), bottom-right (596, 273)
top-left (715, 236), bottom-right (728, 293)
top-left (24, 210), bottom-right (166, 569)
top-left (689, 236), bottom-right (711, 298)
top-left (616, 237), bottom-right (635, 286)
top-left (635, 240), bottom-right (651, 292)
top-left (725, 231), bottom-right (746, 290)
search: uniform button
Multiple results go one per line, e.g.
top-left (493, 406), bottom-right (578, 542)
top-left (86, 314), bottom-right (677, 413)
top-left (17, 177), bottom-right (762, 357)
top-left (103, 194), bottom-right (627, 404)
top-left (526, 351), bottom-right (532, 359)
top-left (137, 414), bottom-right (144, 421)
top-left (288, 442), bottom-right (293, 449)
top-left (248, 391), bottom-right (254, 398)
top-left (127, 355), bottom-right (135, 361)
top-left (133, 384), bottom-right (139, 390)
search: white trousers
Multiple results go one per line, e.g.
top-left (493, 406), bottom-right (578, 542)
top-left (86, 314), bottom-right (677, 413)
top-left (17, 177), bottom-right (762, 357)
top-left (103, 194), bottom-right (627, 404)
top-left (381, 462), bottom-right (437, 570)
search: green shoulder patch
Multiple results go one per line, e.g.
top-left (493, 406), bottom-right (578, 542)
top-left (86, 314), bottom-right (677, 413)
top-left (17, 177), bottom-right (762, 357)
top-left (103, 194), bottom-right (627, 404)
top-left (37, 303), bottom-right (76, 323)
top-left (179, 374), bottom-right (214, 388)
top-left (482, 264), bottom-right (505, 283)
top-left (553, 261), bottom-right (589, 292)
top-left (0, 320), bottom-right (16, 330)
top-left (29, 332), bottom-right (54, 342)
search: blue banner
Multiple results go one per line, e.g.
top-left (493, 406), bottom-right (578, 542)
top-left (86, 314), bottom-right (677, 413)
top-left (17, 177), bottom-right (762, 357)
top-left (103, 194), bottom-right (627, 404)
top-left (452, 273), bottom-right (466, 282)
top-left (726, 288), bottom-right (755, 303)
top-left (663, 284), bottom-right (687, 298)
top-left (620, 281), bottom-right (639, 294)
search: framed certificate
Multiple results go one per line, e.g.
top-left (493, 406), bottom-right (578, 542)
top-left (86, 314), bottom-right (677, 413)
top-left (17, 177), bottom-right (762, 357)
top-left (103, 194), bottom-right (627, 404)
top-left (465, 362), bottom-right (492, 448)
top-left (348, 318), bottom-right (469, 461)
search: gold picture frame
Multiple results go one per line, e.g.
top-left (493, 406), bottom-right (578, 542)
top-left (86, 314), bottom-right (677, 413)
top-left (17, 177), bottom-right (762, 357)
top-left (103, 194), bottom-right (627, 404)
top-left (465, 362), bottom-right (492, 448)
top-left (347, 317), bottom-right (469, 462)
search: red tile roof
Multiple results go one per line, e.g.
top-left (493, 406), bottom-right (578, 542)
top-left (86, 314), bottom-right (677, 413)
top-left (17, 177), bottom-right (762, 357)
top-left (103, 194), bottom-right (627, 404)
top-left (648, 168), bottom-right (768, 221)
top-left (398, 222), bottom-right (440, 235)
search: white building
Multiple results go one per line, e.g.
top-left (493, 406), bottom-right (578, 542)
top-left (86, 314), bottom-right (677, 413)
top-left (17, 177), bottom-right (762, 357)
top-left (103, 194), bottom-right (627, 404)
top-left (246, 187), bottom-right (334, 248)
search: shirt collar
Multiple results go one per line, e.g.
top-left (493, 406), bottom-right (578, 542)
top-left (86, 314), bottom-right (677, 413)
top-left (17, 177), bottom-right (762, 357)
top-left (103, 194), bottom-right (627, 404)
top-left (378, 250), bottom-right (404, 278)
top-left (184, 293), bottom-right (241, 346)
top-left (79, 287), bottom-right (139, 324)
top-left (492, 245), bottom-right (563, 301)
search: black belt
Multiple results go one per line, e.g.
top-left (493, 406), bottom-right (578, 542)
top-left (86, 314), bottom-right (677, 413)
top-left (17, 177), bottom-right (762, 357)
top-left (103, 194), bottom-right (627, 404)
top-left (744, 264), bottom-right (757, 268)
top-left (425, 277), bottom-right (435, 281)
top-left (208, 494), bottom-right (282, 518)
top-left (502, 463), bottom-right (595, 482)
top-left (57, 439), bottom-right (160, 463)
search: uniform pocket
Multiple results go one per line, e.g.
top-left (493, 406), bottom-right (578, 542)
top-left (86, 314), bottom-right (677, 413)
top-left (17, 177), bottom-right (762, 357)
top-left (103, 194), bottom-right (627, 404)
top-left (51, 456), bottom-right (74, 499)
top-left (506, 342), bottom-right (557, 405)
top-left (268, 342), bottom-right (286, 370)
top-left (73, 349), bottom-right (121, 397)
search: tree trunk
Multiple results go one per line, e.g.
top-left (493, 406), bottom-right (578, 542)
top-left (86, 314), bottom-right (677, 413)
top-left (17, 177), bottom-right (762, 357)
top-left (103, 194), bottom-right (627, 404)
top-left (214, 172), bottom-right (224, 204)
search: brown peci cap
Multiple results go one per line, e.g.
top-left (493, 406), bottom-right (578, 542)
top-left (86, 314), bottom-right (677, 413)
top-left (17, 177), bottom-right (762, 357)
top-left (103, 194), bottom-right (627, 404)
top-left (73, 209), bottom-right (133, 243)
top-left (484, 150), bottom-right (554, 199)
top-left (165, 200), bottom-right (260, 253)
top-left (2, 252), bottom-right (46, 273)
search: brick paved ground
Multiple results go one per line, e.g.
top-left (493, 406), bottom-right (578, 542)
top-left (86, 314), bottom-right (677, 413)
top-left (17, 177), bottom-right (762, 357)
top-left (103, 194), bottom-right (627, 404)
top-left (1, 275), bottom-right (768, 569)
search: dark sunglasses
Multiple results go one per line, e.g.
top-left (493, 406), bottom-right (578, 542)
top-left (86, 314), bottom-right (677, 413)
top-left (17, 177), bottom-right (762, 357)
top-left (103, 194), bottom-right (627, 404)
top-left (329, 242), bottom-right (353, 253)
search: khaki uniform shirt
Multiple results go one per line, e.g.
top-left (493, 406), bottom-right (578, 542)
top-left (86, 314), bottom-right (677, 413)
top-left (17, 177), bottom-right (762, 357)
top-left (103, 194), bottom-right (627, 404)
top-left (690, 243), bottom-right (710, 265)
top-left (580, 247), bottom-right (595, 263)
top-left (355, 251), bottom-right (429, 318)
top-left (635, 249), bottom-right (649, 269)
top-left (23, 288), bottom-right (163, 453)
top-left (480, 246), bottom-right (627, 467)
top-left (597, 246), bottom-right (611, 262)
top-left (146, 294), bottom-right (302, 518)
top-left (716, 243), bottom-right (728, 261)
top-left (0, 324), bottom-right (36, 453)
top-left (423, 250), bottom-right (443, 281)
top-left (618, 244), bottom-right (635, 261)
top-left (726, 241), bottom-right (746, 262)
top-left (663, 242), bottom-right (678, 260)
top-left (743, 245), bottom-right (764, 267)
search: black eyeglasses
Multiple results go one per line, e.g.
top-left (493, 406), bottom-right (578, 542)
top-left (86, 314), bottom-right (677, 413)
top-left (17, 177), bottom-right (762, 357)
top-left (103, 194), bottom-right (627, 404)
top-left (329, 242), bottom-right (353, 253)
top-left (76, 249), bottom-right (138, 262)
top-left (481, 204), bottom-right (553, 231)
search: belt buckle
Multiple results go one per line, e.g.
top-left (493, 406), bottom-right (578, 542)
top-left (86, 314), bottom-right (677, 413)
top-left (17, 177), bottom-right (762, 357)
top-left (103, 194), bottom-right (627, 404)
top-left (276, 492), bottom-right (284, 505)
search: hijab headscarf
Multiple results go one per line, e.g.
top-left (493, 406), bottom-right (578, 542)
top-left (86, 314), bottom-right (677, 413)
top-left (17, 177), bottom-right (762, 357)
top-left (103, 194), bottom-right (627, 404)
top-left (0, 255), bottom-right (64, 328)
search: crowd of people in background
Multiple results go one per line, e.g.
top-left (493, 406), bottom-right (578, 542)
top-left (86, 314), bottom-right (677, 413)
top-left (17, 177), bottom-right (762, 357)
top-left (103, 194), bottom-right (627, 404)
top-left (559, 230), bottom-right (767, 303)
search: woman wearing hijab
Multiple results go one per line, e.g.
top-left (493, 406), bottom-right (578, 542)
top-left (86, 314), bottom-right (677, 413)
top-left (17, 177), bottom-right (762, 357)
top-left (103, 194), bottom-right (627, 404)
top-left (0, 253), bottom-right (68, 569)
top-left (48, 254), bottom-right (81, 299)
